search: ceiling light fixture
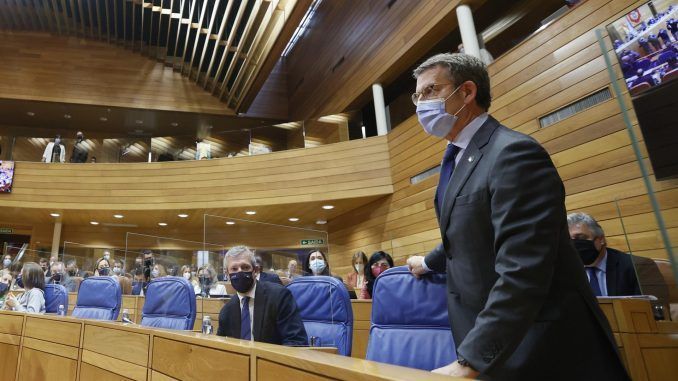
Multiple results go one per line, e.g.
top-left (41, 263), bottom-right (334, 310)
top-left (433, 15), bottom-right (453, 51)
top-left (226, 221), bottom-right (236, 225)
top-left (63, 114), bottom-right (71, 119)
top-left (245, 211), bottom-right (256, 215)
top-left (99, 117), bottom-right (108, 122)
top-left (177, 213), bottom-right (189, 218)
top-left (90, 221), bottom-right (99, 225)
top-left (322, 205), bottom-right (334, 210)
top-left (113, 214), bottom-right (124, 219)
top-left (316, 219), bottom-right (327, 225)
top-left (288, 217), bottom-right (300, 222)
top-left (26, 111), bottom-right (35, 116)
top-left (158, 222), bottom-right (168, 226)
top-left (50, 213), bottom-right (60, 217)
top-left (135, 120), bottom-right (143, 125)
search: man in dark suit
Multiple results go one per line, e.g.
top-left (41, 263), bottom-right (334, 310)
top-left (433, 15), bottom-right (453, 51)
top-left (568, 212), bottom-right (641, 296)
top-left (216, 246), bottom-right (307, 346)
top-left (254, 255), bottom-right (283, 285)
top-left (407, 53), bottom-right (628, 380)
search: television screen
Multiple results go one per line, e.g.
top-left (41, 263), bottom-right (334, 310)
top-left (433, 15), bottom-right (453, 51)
top-left (606, 1), bottom-right (677, 95)
top-left (0, 161), bottom-right (14, 193)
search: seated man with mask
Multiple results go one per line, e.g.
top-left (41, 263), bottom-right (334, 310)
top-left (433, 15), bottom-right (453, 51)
top-left (568, 212), bottom-right (640, 296)
top-left (216, 246), bottom-right (307, 346)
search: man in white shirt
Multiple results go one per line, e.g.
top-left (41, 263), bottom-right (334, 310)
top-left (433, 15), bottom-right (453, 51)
top-left (216, 246), bottom-right (307, 346)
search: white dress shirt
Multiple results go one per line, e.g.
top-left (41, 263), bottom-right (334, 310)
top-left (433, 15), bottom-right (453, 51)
top-left (586, 250), bottom-right (609, 297)
top-left (236, 283), bottom-right (256, 341)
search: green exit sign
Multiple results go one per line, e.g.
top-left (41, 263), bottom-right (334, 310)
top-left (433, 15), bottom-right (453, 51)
top-left (301, 239), bottom-right (325, 246)
top-left (0, 228), bottom-right (13, 234)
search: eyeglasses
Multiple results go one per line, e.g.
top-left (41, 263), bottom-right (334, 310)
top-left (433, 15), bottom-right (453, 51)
top-left (411, 82), bottom-right (454, 106)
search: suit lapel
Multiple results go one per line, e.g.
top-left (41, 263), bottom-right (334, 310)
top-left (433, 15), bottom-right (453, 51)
top-left (229, 298), bottom-right (241, 339)
top-left (253, 283), bottom-right (266, 341)
top-left (438, 117), bottom-right (499, 235)
top-left (605, 252), bottom-right (618, 296)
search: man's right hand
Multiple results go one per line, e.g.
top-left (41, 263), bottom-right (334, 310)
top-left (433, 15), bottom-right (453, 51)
top-left (407, 256), bottom-right (428, 278)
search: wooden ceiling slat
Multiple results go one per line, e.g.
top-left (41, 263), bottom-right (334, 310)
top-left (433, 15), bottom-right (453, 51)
top-left (11, 0), bottom-right (29, 29)
top-left (223, 1), bottom-right (275, 104)
top-left (67, 0), bottom-right (77, 35)
top-left (48, 0), bottom-right (60, 34)
top-left (0, 1), bottom-right (16, 29)
top-left (186, 0), bottom-right (209, 78)
top-left (140, 0), bottom-right (149, 54)
top-left (131, 0), bottom-right (137, 51)
top-left (169, 0), bottom-right (186, 66)
top-left (194, 0), bottom-right (221, 84)
top-left (31, 0), bottom-right (46, 31)
top-left (179, 0), bottom-right (197, 73)
top-left (215, 0), bottom-right (261, 95)
top-left (76, 0), bottom-right (85, 36)
top-left (40, 0), bottom-right (55, 33)
top-left (94, 0), bottom-right (102, 40)
top-left (86, 0), bottom-right (94, 37)
top-left (60, 0), bottom-right (70, 35)
top-left (104, 0), bottom-right (111, 42)
top-left (202, 0), bottom-right (236, 88)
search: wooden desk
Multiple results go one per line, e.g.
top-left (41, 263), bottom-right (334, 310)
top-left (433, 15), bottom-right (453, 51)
top-left (0, 311), bottom-right (460, 381)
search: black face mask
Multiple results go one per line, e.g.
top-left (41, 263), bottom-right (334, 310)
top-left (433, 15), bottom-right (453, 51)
top-left (0, 282), bottom-right (9, 297)
top-left (144, 259), bottom-right (154, 268)
top-left (16, 275), bottom-right (23, 288)
top-left (51, 273), bottom-right (62, 284)
top-left (199, 275), bottom-right (212, 287)
top-left (573, 239), bottom-right (600, 266)
top-left (68, 269), bottom-right (77, 276)
top-left (229, 271), bottom-right (255, 293)
top-left (98, 268), bottom-right (110, 276)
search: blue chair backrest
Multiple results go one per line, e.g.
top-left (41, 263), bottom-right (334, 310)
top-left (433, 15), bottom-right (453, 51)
top-left (44, 284), bottom-right (68, 314)
top-left (141, 277), bottom-right (196, 330)
top-left (72, 276), bottom-right (122, 320)
top-left (366, 266), bottom-right (456, 370)
top-left (287, 276), bottom-right (353, 356)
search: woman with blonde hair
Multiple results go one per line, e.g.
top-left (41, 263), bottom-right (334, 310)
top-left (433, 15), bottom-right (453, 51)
top-left (180, 265), bottom-right (201, 294)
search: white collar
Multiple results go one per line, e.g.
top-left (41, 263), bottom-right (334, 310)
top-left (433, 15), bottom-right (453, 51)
top-left (450, 112), bottom-right (488, 150)
top-left (236, 282), bottom-right (257, 303)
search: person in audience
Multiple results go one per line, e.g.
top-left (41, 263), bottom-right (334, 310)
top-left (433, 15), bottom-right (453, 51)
top-left (151, 263), bottom-right (167, 279)
top-left (112, 259), bottom-right (125, 276)
top-left (567, 212), bottom-right (641, 296)
top-left (42, 135), bottom-right (66, 163)
top-left (0, 270), bottom-right (13, 308)
top-left (361, 251), bottom-right (394, 299)
top-left (216, 246), bottom-right (307, 346)
top-left (90, 156), bottom-right (97, 163)
top-left (181, 265), bottom-right (201, 294)
top-left (631, 68), bottom-right (655, 88)
top-left (50, 261), bottom-right (78, 292)
top-left (70, 131), bottom-right (88, 163)
top-left (254, 255), bottom-right (283, 285)
top-left (217, 266), bottom-right (228, 281)
top-left (286, 259), bottom-right (300, 279)
top-left (3, 262), bottom-right (46, 313)
top-left (46, 255), bottom-right (58, 277)
top-left (197, 265), bottom-right (226, 297)
top-left (346, 251), bottom-right (368, 295)
top-left (131, 268), bottom-right (144, 296)
top-left (406, 53), bottom-right (627, 379)
top-left (38, 257), bottom-right (49, 276)
top-left (94, 258), bottom-right (111, 276)
top-left (2, 254), bottom-right (12, 270)
top-left (66, 259), bottom-right (85, 278)
top-left (9, 263), bottom-right (22, 290)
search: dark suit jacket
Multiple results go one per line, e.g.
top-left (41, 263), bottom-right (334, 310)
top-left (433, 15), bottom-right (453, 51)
top-left (425, 116), bottom-right (628, 380)
top-left (216, 280), bottom-right (307, 346)
top-left (605, 248), bottom-right (641, 296)
top-left (259, 271), bottom-right (283, 285)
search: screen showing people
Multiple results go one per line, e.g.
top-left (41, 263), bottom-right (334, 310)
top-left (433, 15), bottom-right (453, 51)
top-left (607, 1), bottom-right (677, 94)
top-left (0, 161), bottom-right (14, 193)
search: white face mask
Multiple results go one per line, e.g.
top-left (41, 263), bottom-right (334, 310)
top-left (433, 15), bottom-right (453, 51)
top-left (103, 254), bottom-right (110, 260)
top-left (354, 264), bottom-right (362, 272)
top-left (112, 267), bottom-right (121, 275)
top-left (183, 272), bottom-right (191, 280)
top-left (416, 86), bottom-right (466, 138)
top-left (151, 269), bottom-right (160, 278)
top-left (309, 259), bottom-right (326, 275)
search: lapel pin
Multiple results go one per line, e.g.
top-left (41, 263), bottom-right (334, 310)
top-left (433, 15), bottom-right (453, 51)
top-left (468, 156), bottom-right (474, 162)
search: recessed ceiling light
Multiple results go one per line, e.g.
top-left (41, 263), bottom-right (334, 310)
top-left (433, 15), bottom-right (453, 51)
top-left (90, 221), bottom-right (99, 225)
top-left (316, 219), bottom-right (327, 225)
top-left (322, 205), bottom-right (334, 210)
top-left (99, 117), bottom-right (108, 122)
top-left (177, 213), bottom-right (189, 218)
top-left (63, 114), bottom-right (71, 119)
top-left (245, 211), bottom-right (256, 215)
top-left (113, 214), bottom-right (124, 219)
top-left (226, 221), bottom-right (236, 225)
top-left (158, 222), bottom-right (168, 226)
top-left (135, 120), bottom-right (143, 125)
top-left (26, 111), bottom-right (35, 116)
top-left (170, 122), bottom-right (179, 127)
top-left (50, 213), bottom-right (60, 217)
top-left (288, 217), bottom-right (300, 222)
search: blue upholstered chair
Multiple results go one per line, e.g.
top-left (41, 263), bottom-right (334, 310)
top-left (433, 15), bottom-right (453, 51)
top-left (141, 277), bottom-right (196, 330)
top-left (71, 276), bottom-right (122, 320)
top-left (44, 283), bottom-right (68, 314)
top-left (366, 266), bottom-right (456, 370)
top-left (287, 276), bottom-right (353, 356)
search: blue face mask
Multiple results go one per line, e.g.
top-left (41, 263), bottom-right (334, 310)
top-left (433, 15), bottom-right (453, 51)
top-left (0, 282), bottom-right (8, 296)
top-left (309, 259), bottom-right (326, 275)
top-left (416, 86), bottom-right (466, 138)
top-left (16, 275), bottom-right (23, 289)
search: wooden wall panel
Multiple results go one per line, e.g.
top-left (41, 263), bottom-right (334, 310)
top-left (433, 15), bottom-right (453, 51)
top-left (0, 32), bottom-right (231, 115)
top-left (327, 0), bottom-right (678, 280)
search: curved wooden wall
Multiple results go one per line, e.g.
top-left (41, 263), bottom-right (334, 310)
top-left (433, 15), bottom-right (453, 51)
top-left (2, 135), bottom-right (392, 210)
top-left (328, 0), bottom-right (678, 281)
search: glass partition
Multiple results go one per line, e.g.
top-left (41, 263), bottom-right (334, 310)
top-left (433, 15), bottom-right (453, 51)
top-left (1, 245), bottom-right (53, 292)
top-left (203, 214), bottom-right (329, 282)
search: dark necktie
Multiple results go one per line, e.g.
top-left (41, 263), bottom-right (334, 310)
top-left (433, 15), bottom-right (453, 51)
top-left (437, 144), bottom-right (461, 212)
top-left (241, 296), bottom-right (252, 340)
top-left (586, 267), bottom-right (602, 297)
